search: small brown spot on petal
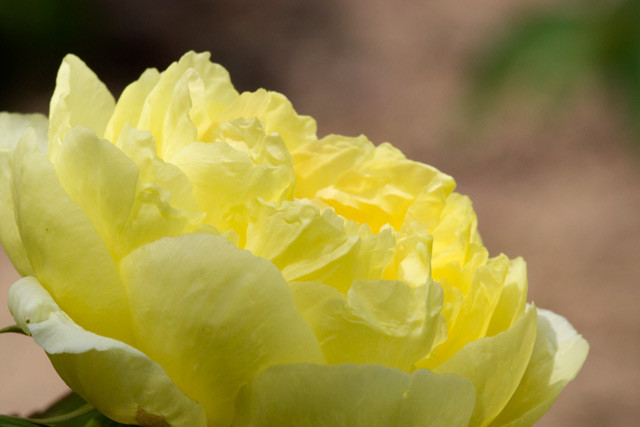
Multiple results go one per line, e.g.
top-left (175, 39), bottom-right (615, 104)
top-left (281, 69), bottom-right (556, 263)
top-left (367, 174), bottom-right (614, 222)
top-left (136, 407), bottom-right (169, 427)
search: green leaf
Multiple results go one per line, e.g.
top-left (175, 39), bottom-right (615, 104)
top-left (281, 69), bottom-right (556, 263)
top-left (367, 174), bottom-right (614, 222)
top-left (0, 393), bottom-right (127, 427)
top-left (0, 415), bottom-right (42, 427)
top-left (465, 8), bottom-right (600, 120)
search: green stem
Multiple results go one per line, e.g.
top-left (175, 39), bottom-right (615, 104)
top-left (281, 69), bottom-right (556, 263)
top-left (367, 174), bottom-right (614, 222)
top-left (0, 324), bottom-right (27, 335)
top-left (23, 403), bottom-right (95, 426)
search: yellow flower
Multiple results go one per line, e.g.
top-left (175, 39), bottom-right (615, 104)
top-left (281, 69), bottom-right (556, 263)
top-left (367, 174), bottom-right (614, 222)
top-left (0, 52), bottom-right (588, 426)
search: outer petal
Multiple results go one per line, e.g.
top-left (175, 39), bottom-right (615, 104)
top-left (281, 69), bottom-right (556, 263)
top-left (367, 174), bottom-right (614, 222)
top-left (290, 279), bottom-right (445, 372)
top-left (489, 308), bottom-right (589, 427)
top-left (432, 306), bottom-right (538, 427)
top-left (53, 126), bottom-right (139, 260)
top-left (485, 257), bottom-right (528, 337)
top-left (232, 363), bottom-right (476, 427)
top-left (119, 233), bottom-right (324, 426)
top-left (8, 277), bottom-right (206, 427)
top-left (0, 112), bottom-right (47, 275)
top-left (53, 125), bottom-right (204, 260)
top-left (48, 54), bottom-right (115, 161)
top-left (11, 129), bottom-right (134, 345)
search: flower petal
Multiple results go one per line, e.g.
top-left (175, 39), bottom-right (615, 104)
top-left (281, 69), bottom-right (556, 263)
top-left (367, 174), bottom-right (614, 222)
top-left (0, 113), bottom-right (47, 275)
top-left (103, 67), bottom-right (160, 143)
top-left (245, 200), bottom-right (397, 292)
top-left (52, 126), bottom-right (139, 259)
top-left (8, 276), bottom-right (206, 427)
top-left (119, 233), bottom-right (324, 426)
top-left (232, 363), bottom-right (476, 427)
top-left (48, 54), bottom-right (115, 161)
top-left (489, 308), bottom-right (589, 427)
top-left (431, 306), bottom-right (538, 427)
top-left (290, 279), bottom-right (446, 372)
top-left (204, 89), bottom-right (317, 151)
top-left (485, 257), bottom-right (528, 337)
top-left (293, 135), bottom-right (453, 233)
top-left (171, 118), bottom-right (295, 239)
top-left (11, 129), bottom-right (134, 345)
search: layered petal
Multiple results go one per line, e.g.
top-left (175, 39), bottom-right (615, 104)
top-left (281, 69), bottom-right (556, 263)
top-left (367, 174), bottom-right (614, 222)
top-left (105, 51), bottom-right (239, 146)
top-left (171, 118), bottom-right (295, 239)
top-left (292, 134), bottom-right (455, 233)
top-left (0, 112), bottom-right (47, 275)
top-left (119, 233), bottom-right (324, 426)
top-left (245, 200), bottom-right (396, 292)
top-left (53, 124), bottom-right (204, 260)
top-left (489, 308), bottom-right (589, 427)
top-left (232, 363), bottom-right (476, 427)
top-left (11, 129), bottom-right (134, 344)
top-left (48, 54), bottom-right (115, 161)
top-left (431, 306), bottom-right (538, 427)
top-left (290, 279), bottom-right (446, 372)
top-left (8, 276), bottom-right (206, 427)
top-left (203, 89), bottom-right (317, 151)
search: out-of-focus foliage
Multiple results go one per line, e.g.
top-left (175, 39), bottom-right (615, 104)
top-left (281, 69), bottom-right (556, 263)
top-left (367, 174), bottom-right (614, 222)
top-left (468, 0), bottom-right (640, 145)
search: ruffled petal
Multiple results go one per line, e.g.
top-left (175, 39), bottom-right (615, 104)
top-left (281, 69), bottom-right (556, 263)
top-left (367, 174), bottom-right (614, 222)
top-left (290, 279), bottom-right (446, 372)
top-left (203, 89), bottom-right (317, 151)
top-left (8, 276), bottom-right (206, 427)
top-left (232, 363), bottom-right (476, 427)
top-left (245, 200), bottom-right (396, 292)
top-left (293, 135), bottom-right (453, 233)
top-left (11, 129), bottom-right (134, 345)
top-left (0, 113), bottom-right (47, 275)
top-left (489, 308), bottom-right (589, 427)
top-left (119, 233), bottom-right (324, 426)
top-left (171, 118), bottom-right (295, 240)
top-left (48, 54), bottom-right (115, 161)
top-left (53, 124), bottom-right (204, 260)
top-left (431, 306), bottom-right (538, 427)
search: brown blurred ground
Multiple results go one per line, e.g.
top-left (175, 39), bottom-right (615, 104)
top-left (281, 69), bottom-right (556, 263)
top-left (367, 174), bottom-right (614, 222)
top-left (1, 1), bottom-right (639, 425)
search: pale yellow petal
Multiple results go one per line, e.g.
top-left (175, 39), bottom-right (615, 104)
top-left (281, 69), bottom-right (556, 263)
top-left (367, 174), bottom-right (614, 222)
top-left (295, 136), bottom-right (453, 233)
top-left (48, 54), bottom-right (115, 161)
top-left (11, 129), bottom-right (134, 345)
top-left (103, 67), bottom-right (161, 142)
top-left (290, 279), bottom-right (445, 372)
top-left (52, 126), bottom-right (139, 260)
top-left (433, 306), bottom-right (538, 427)
top-left (485, 257), bottom-right (528, 337)
top-left (0, 113), bottom-right (47, 275)
top-left (489, 308), bottom-right (589, 427)
top-left (171, 118), bottom-right (295, 240)
top-left (204, 89), bottom-right (316, 151)
top-left (232, 363), bottom-right (476, 427)
top-left (291, 134), bottom-right (373, 198)
top-left (245, 200), bottom-right (396, 292)
top-left (8, 277), bottom-right (206, 427)
top-left (428, 254), bottom-right (510, 366)
top-left (115, 124), bottom-right (206, 254)
top-left (119, 233), bottom-right (324, 426)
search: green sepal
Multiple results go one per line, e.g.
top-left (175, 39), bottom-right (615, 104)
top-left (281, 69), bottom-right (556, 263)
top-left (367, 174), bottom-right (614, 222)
top-left (0, 324), bottom-right (27, 335)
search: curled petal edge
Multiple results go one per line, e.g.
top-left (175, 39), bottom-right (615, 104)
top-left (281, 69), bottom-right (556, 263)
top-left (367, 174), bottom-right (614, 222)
top-left (8, 276), bottom-right (207, 427)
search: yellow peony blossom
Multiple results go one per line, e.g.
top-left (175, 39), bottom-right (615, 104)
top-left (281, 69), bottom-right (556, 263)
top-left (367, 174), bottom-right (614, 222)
top-left (0, 52), bottom-right (588, 426)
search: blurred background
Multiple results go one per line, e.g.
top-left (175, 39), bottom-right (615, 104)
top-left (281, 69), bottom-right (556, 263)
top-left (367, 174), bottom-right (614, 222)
top-left (1, 0), bottom-right (639, 425)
